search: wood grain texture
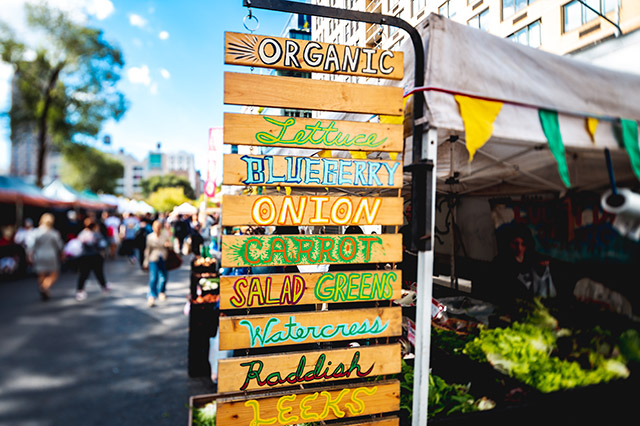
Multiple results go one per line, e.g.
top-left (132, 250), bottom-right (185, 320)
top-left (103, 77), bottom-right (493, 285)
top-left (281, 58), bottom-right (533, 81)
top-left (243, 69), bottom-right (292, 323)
top-left (222, 154), bottom-right (403, 189)
top-left (225, 32), bottom-right (403, 80)
top-left (216, 379), bottom-right (400, 426)
top-left (224, 113), bottom-right (403, 152)
top-left (224, 72), bottom-right (403, 116)
top-left (221, 195), bottom-right (403, 227)
top-left (221, 233), bottom-right (402, 268)
top-left (219, 270), bottom-right (402, 309)
top-left (217, 344), bottom-right (401, 393)
top-left (219, 306), bottom-right (402, 350)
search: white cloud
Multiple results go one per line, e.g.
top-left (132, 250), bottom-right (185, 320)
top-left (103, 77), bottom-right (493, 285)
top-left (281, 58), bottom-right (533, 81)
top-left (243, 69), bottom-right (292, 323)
top-left (85, 0), bottom-right (114, 20)
top-left (128, 13), bottom-right (147, 28)
top-left (158, 30), bottom-right (169, 40)
top-left (127, 65), bottom-right (151, 86)
top-left (160, 69), bottom-right (170, 79)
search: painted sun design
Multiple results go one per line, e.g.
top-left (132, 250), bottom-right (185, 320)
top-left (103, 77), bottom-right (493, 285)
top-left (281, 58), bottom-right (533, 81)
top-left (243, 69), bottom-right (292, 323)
top-left (227, 35), bottom-right (259, 63)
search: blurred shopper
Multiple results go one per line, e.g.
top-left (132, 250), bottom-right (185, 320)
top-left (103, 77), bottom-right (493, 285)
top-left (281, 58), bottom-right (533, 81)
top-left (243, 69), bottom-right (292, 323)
top-left (30, 213), bottom-right (64, 301)
top-left (75, 219), bottom-right (110, 301)
top-left (14, 218), bottom-right (36, 251)
top-left (133, 218), bottom-right (152, 269)
top-left (144, 220), bottom-right (171, 307)
top-left (119, 212), bottom-right (139, 262)
top-left (173, 214), bottom-right (190, 254)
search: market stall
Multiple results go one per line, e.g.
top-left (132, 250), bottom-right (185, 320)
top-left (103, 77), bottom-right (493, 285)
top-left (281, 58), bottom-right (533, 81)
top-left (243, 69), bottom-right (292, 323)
top-left (387, 13), bottom-right (640, 425)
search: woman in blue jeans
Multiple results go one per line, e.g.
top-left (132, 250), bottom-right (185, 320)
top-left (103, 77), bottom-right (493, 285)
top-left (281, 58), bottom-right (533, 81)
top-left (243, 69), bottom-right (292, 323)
top-left (143, 220), bottom-right (172, 307)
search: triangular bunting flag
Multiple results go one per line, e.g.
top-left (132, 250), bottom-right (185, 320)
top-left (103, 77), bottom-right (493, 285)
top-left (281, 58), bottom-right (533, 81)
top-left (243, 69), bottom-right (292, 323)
top-left (617, 119), bottom-right (640, 182)
top-left (350, 151), bottom-right (367, 159)
top-left (318, 150), bottom-right (332, 158)
top-left (380, 97), bottom-right (409, 124)
top-left (454, 95), bottom-right (503, 162)
top-left (389, 152), bottom-right (398, 161)
top-left (285, 186), bottom-right (292, 196)
top-left (586, 117), bottom-right (598, 143)
top-left (539, 109), bottom-right (571, 188)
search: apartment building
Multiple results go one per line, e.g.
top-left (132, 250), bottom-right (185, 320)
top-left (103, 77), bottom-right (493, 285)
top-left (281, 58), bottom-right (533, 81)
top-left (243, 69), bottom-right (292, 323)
top-left (112, 149), bottom-right (145, 198)
top-left (312, 0), bottom-right (640, 62)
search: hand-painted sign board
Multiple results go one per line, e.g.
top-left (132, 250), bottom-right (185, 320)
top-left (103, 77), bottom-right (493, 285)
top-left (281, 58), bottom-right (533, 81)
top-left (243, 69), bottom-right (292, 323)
top-left (217, 343), bottom-right (401, 392)
top-left (220, 269), bottom-right (402, 309)
top-left (224, 72), bottom-right (403, 116)
top-left (221, 233), bottom-right (402, 268)
top-left (216, 379), bottom-right (400, 426)
top-left (225, 32), bottom-right (404, 80)
top-left (221, 195), bottom-right (403, 227)
top-left (222, 154), bottom-right (402, 189)
top-left (219, 306), bottom-right (401, 350)
top-left (224, 113), bottom-right (403, 152)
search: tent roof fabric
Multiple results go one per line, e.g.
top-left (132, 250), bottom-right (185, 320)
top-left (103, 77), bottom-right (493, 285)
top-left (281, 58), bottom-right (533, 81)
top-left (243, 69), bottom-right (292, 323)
top-left (391, 14), bottom-right (640, 195)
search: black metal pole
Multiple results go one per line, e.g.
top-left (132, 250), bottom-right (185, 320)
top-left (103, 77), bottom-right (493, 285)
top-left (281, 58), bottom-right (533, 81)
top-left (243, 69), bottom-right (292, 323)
top-left (242, 0), bottom-right (427, 251)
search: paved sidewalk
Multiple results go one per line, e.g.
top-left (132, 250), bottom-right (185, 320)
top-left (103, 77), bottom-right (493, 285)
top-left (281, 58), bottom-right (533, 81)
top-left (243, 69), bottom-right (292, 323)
top-left (0, 255), bottom-right (213, 426)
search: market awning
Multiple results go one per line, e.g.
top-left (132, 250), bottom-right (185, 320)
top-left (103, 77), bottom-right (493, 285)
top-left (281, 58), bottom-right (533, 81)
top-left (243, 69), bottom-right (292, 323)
top-left (391, 14), bottom-right (640, 195)
top-left (42, 179), bottom-right (107, 210)
top-left (0, 176), bottom-right (60, 207)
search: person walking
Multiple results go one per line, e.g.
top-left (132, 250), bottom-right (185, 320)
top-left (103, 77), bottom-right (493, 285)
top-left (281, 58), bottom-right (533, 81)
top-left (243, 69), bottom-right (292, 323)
top-left (75, 218), bottom-right (110, 301)
top-left (144, 220), bottom-right (171, 307)
top-left (29, 213), bottom-right (64, 301)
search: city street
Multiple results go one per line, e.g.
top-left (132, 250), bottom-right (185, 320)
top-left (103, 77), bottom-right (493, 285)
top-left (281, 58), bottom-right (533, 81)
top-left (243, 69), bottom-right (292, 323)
top-left (0, 256), bottom-right (213, 426)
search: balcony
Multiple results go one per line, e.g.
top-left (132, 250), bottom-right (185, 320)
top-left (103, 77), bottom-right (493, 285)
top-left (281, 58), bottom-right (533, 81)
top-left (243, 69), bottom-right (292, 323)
top-left (365, 0), bottom-right (381, 14)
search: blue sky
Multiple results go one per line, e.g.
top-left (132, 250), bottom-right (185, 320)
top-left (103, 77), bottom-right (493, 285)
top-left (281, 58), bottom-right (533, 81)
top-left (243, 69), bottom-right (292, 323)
top-left (0, 0), bottom-right (292, 176)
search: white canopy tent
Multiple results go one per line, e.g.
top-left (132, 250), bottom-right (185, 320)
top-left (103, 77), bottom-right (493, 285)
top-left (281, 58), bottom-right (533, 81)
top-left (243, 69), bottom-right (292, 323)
top-left (172, 202), bottom-right (198, 216)
top-left (390, 14), bottom-right (640, 196)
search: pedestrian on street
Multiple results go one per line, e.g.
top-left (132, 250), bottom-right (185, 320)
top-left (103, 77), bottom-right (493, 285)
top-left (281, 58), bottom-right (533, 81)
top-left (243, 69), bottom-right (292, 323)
top-left (75, 218), bottom-right (110, 301)
top-left (144, 220), bottom-right (171, 307)
top-left (29, 213), bottom-right (64, 301)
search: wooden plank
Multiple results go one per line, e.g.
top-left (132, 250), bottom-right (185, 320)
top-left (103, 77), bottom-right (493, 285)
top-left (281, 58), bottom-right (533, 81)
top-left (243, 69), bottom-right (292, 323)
top-left (216, 379), bottom-right (400, 426)
top-left (335, 417), bottom-right (400, 426)
top-left (220, 270), bottom-right (402, 309)
top-left (221, 233), bottom-right (402, 268)
top-left (219, 306), bottom-right (402, 350)
top-left (221, 195), bottom-right (403, 227)
top-left (225, 32), bottom-right (403, 80)
top-left (224, 72), bottom-right (403, 116)
top-left (222, 154), bottom-right (402, 189)
top-left (217, 344), bottom-right (401, 393)
top-left (224, 113), bottom-right (403, 152)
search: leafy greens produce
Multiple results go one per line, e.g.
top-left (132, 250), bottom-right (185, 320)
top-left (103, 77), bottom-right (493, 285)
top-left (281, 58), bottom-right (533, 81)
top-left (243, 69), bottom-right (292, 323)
top-left (193, 402), bottom-right (216, 426)
top-left (463, 321), bottom-right (629, 393)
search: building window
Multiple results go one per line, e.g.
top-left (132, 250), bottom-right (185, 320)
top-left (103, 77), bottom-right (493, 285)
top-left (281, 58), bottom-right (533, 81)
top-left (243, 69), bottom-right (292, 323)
top-left (563, 0), bottom-right (616, 33)
top-left (509, 20), bottom-right (541, 48)
top-left (439, 0), bottom-right (458, 19)
top-left (502, 0), bottom-right (537, 20)
top-left (468, 8), bottom-right (490, 31)
top-left (413, 0), bottom-right (427, 17)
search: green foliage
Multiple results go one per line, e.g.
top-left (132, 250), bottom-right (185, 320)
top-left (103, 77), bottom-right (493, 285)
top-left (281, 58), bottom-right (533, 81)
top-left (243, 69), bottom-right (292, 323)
top-left (147, 187), bottom-right (190, 213)
top-left (192, 402), bottom-right (216, 426)
top-left (60, 143), bottom-right (123, 194)
top-left (141, 174), bottom-right (196, 199)
top-left (463, 321), bottom-right (629, 393)
top-left (0, 3), bottom-right (127, 186)
top-left (618, 329), bottom-right (640, 363)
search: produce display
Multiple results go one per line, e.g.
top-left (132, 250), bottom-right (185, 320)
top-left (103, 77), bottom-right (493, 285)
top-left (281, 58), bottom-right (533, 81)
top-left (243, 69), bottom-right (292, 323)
top-left (461, 299), bottom-right (631, 393)
top-left (192, 402), bottom-right (216, 426)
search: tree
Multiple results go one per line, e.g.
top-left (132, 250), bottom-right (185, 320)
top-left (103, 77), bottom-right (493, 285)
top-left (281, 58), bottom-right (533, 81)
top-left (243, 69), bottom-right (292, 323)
top-left (147, 187), bottom-right (190, 213)
top-left (0, 4), bottom-right (127, 187)
top-left (141, 174), bottom-right (196, 199)
top-left (60, 143), bottom-right (123, 194)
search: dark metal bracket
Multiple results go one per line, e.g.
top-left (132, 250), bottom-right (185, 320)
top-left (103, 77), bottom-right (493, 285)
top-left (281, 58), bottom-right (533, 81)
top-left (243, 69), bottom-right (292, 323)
top-left (242, 0), bottom-right (428, 251)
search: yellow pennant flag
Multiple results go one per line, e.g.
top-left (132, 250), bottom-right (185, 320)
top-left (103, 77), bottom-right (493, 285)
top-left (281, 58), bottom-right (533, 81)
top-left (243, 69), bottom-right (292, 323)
top-left (285, 186), bottom-right (292, 196)
top-left (454, 95), bottom-right (503, 162)
top-left (587, 117), bottom-right (598, 143)
top-left (350, 151), bottom-right (367, 159)
top-left (317, 150), bottom-right (332, 158)
top-left (389, 152), bottom-right (398, 161)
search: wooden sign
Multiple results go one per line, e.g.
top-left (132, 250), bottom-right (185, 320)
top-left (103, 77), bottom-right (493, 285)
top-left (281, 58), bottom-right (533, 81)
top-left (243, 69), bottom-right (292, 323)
top-left (222, 195), bottom-right (403, 227)
top-left (224, 72), bottom-right (403, 116)
top-left (222, 154), bottom-right (402, 188)
top-left (219, 306), bottom-right (401, 350)
top-left (220, 270), bottom-right (402, 309)
top-left (216, 380), bottom-right (400, 426)
top-left (224, 113), bottom-right (403, 152)
top-left (221, 233), bottom-right (402, 268)
top-left (335, 418), bottom-right (399, 426)
top-left (217, 344), bottom-right (401, 392)
top-left (225, 32), bottom-right (404, 80)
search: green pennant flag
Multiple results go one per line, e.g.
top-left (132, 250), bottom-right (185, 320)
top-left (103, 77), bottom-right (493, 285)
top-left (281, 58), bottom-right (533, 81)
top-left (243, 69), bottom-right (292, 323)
top-left (539, 109), bottom-right (571, 188)
top-left (616, 119), bottom-right (640, 182)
